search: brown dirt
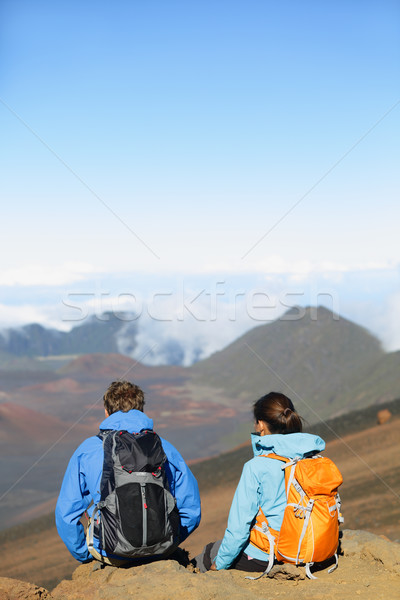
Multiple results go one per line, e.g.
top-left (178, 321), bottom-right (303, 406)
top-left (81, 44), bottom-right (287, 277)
top-left (323, 417), bottom-right (400, 541)
top-left (0, 525), bottom-right (77, 591)
top-left (0, 577), bottom-right (51, 599)
top-left (2, 530), bottom-right (400, 600)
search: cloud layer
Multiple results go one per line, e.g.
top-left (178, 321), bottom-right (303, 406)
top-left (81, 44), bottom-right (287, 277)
top-left (0, 266), bottom-right (399, 364)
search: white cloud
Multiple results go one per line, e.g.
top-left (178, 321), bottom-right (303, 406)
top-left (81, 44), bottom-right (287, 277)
top-left (260, 257), bottom-right (396, 277)
top-left (0, 304), bottom-right (52, 329)
top-left (0, 256), bottom-right (397, 290)
top-left (199, 255), bottom-right (398, 278)
top-left (57, 283), bottom-right (288, 365)
top-left (375, 292), bottom-right (400, 352)
top-left (1, 266), bottom-right (399, 362)
top-left (0, 262), bottom-right (97, 287)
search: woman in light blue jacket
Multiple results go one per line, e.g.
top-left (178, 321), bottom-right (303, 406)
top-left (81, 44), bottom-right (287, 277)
top-left (195, 392), bottom-right (325, 573)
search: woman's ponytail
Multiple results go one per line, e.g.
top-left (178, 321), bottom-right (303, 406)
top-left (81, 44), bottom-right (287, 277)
top-left (253, 392), bottom-right (303, 434)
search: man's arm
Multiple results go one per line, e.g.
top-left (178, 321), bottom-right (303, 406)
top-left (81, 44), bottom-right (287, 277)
top-left (55, 448), bottom-right (93, 562)
top-left (161, 439), bottom-right (201, 542)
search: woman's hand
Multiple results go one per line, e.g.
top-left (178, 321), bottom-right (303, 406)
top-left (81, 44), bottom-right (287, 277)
top-left (209, 562), bottom-right (217, 571)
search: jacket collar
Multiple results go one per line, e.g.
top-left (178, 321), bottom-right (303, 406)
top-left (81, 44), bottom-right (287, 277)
top-left (99, 409), bottom-right (154, 432)
top-left (251, 431), bottom-right (325, 459)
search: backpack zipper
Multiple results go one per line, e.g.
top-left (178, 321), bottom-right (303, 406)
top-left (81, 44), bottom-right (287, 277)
top-left (141, 484), bottom-right (147, 546)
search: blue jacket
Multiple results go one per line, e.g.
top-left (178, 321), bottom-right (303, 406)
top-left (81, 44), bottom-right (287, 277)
top-left (215, 431), bottom-right (325, 569)
top-left (55, 410), bottom-right (201, 562)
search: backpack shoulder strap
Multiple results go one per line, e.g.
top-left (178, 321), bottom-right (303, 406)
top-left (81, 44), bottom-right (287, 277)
top-left (97, 430), bottom-right (120, 501)
top-left (97, 429), bottom-right (114, 442)
top-left (97, 428), bottom-right (156, 441)
top-left (259, 453), bottom-right (302, 499)
top-left (259, 453), bottom-right (290, 464)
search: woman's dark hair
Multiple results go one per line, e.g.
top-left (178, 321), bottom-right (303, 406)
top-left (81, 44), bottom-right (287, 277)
top-left (253, 392), bottom-right (303, 434)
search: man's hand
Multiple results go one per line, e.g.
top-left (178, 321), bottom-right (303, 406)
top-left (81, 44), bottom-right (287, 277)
top-left (209, 562), bottom-right (217, 571)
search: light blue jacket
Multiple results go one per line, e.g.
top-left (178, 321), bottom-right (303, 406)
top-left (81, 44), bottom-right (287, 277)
top-left (55, 410), bottom-right (201, 562)
top-left (215, 432), bottom-right (325, 569)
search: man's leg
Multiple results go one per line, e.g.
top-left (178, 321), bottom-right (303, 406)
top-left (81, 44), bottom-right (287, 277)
top-left (86, 519), bottom-right (133, 567)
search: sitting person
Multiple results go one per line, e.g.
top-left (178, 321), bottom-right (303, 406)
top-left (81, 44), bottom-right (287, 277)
top-left (56, 380), bottom-right (201, 564)
top-left (195, 391), bottom-right (325, 573)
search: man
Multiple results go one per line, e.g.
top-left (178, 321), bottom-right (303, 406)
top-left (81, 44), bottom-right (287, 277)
top-left (56, 380), bottom-right (201, 564)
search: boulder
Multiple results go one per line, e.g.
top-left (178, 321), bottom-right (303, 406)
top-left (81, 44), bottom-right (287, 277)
top-left (0, 577), bottom-right (51, 600)
top-left (341, 529), bottom-right (400, 574)
top-left (377, 409), bottom-right (392, 425)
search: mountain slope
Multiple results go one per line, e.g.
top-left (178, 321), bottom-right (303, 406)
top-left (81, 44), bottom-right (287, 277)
top-left (0, 402), bottom-right (92, 449)
top-left (332, 350), bottom-right (400, 412)
top-left (190, 306), bottom-right (384, 422)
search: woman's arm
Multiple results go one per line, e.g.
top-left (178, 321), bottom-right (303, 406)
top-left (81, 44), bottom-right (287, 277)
top-left (214, 460), bottom-right (259, 570)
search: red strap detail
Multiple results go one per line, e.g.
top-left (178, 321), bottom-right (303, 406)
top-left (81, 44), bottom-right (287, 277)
top-left (144, 503), bottom-right (148, 509)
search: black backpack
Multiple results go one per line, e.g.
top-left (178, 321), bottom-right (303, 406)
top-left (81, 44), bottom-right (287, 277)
top-left (87, 429), bottom-right (180, 559)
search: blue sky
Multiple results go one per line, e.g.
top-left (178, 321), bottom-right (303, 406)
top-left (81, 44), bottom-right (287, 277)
top-left (1, 1), bottom-right (399, 360)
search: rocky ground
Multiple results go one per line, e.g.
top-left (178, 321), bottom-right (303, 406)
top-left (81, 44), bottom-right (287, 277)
top-left (1, 530), bottom-right (400, 600)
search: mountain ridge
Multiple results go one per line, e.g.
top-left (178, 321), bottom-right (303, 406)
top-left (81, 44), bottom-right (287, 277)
top-left (191, 305), bottom-right (385, 422)
top-left (0, 312), bottom-right (137, 361)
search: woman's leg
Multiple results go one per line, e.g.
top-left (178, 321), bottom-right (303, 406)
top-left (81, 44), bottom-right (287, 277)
top-left (193, 541), bottom-right (222, 573)
top-left (194, 541), bottom-right (269, 574)
top-left (231, 552), bottom-right (270, 573)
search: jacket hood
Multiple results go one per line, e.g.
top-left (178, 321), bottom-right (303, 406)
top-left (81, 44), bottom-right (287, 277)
top-left (99, 409), bottom-right (154, 432)
top-left (251, 431), bottom-right (325, 459)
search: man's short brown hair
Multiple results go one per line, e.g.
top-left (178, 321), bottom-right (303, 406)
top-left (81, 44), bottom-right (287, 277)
top-left (103, 380), bottom-right (145, 415)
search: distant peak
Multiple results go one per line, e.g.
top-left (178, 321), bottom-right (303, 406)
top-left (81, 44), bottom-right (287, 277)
top-left (281, 305), bottom-right (337, 320)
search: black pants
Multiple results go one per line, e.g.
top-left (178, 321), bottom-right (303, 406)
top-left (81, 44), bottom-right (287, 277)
top-left (193, 540), bottom-right (269, 573)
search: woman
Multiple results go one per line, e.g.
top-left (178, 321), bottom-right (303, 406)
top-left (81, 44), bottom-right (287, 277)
top-left (195, 391), bottom-right (325, 573)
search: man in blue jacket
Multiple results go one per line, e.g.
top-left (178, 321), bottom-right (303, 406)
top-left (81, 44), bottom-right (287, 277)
top-left (55, 380), bottom-right (201, 564)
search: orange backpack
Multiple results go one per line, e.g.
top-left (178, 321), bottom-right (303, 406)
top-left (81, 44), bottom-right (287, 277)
top-left (248, 453), bottom-right (343, 579)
